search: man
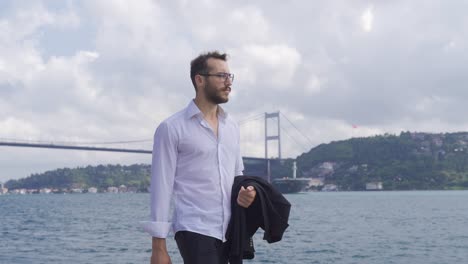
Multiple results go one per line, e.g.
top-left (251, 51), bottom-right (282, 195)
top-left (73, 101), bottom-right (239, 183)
top-left (142, 51), bottom-right (257, 264)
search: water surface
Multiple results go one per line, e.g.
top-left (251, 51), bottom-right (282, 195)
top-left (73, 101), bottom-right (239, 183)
top-left (1, 191), bottom-right (467, 263)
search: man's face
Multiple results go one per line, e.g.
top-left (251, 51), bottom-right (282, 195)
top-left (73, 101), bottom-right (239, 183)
top-left (202, 58), bottom-right (233, 104)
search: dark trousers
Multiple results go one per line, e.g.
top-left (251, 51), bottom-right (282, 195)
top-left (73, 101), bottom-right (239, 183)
top-left (175, 231), bottom-right (228, 264)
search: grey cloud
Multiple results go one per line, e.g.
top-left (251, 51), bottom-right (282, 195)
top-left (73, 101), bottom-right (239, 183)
top-left (2, 0), bottom-right (468, 181)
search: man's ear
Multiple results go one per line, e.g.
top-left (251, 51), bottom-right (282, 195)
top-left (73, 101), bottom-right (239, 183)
top-left (195, 75), bottom-right (204, 91)
top-left (195, 75), bottom-right (204, 85)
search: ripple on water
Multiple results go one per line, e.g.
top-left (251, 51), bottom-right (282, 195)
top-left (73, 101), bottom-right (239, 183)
top-left (1, 191), bottom-right (468, 264)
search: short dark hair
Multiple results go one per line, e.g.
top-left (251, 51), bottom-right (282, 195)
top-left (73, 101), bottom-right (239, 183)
top-left (190, 51), bottom-right (228, 90)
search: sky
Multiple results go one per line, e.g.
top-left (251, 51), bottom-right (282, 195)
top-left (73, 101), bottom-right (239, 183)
top-left (1, 0), bottom-right (468, 182)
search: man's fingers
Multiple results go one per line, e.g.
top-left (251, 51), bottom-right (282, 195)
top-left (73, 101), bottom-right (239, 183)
top-left (238, 196), bottom-right (254, 205)
top-left (238, 199), bottom-right (249, 208)
top-left (239, 186), bottom-right (254, 192)
top-left (238, 185), bottom-right (256, 208)
top-left (237, 197), bottom-right (247, 207)
top-left (238, 196), bottom-right (251, 203)
top-left (242, 189), bottom-right (256, 197)
top-left (238, 194), bottom-right (253, 203)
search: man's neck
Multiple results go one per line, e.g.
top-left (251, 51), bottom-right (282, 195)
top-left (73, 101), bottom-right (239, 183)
top-left (193, 97), bottom-right (218, 120)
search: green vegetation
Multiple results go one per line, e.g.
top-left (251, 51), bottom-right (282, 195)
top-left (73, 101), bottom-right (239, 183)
top-left (6, 131), bottom-right (468, 192)
top-left (5, 164), bottom-right (150, 192)
top-left (297, 131), bottom-right (468, 190)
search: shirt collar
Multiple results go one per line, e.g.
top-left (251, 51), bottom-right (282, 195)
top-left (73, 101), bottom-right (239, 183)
top-left (185, 100), bottom-right (201, 119)
top-left (217, 105), bottom-right (228, 120)
top-left (185, 100), bottom-right (228, 121)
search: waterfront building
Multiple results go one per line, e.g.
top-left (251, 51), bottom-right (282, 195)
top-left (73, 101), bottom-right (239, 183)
top-left (322, 184), bottom-right (338, 191)
top-left (366, 182), bottom-right (383, 190)
top-left (309, 178), bottom-right (325, 187)
top-left (71, 188), bottom-right (83, 193)
top-left (39, 188), bottom-right (52, 194)
top-left (118, 185), bottom-right (127, 193)
top-left (88, 187), bottom-right (98, 193)
top-left (0, 182), bottom-right (8, 194)
top-left (107, 186), bottom-right (118, 193)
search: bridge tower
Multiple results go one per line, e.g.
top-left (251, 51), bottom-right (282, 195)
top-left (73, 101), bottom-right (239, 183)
top-left (264, 112), bottom-right (281, 182)
top-left (264, 112), bottom-right (281, 159)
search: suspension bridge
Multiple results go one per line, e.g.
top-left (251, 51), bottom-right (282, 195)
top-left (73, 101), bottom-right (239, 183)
top-left (0, 112), bottom-right (314, 180)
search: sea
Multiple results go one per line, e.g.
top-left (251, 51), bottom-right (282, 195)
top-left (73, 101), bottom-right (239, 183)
top-left (1, 191), bottom-right (468, 264)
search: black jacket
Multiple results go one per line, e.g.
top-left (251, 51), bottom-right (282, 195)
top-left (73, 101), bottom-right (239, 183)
top-left (225, 176), bottom-right (291, 264)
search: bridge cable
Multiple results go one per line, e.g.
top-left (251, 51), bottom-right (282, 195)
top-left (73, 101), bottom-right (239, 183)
top-left (280, 127), bottom-right (310, 153)
top-left (0, 138), bottom-right (152, 146)
top-left (280, 113), bottom-right (314, 146)
top-left (239, 113), bottom-right (264, 126)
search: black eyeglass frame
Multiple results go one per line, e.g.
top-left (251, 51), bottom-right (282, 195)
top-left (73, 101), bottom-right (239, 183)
top-left (199, 72), bottom-right (235, 83)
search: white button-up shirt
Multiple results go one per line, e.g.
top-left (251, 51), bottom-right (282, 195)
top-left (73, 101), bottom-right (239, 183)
top-left (142, 100), bottom-right (244, 241)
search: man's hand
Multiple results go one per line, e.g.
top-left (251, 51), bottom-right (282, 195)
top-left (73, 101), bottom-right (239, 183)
top-left (151, 237), bottom-right (172, 264)
top-left (237, 186), bottom-right (256, 208)
top-left (151, 252), bottom-right (171, 264)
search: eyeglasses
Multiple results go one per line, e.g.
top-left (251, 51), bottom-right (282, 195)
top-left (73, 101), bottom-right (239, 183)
top-left (199, 72), bottom-right (235, 83)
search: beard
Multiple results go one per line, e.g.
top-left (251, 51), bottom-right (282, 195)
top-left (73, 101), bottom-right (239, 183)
top-left (204, 82), bottom-right (229, 104)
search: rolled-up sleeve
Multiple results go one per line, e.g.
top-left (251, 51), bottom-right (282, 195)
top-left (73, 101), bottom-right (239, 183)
top-left (141, 122), bottom-right (177, 238)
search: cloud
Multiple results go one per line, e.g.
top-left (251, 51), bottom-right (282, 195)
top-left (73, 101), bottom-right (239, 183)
top-left (305, 75), bottom-right (325, 94)
top-left (361, 6), bottom-right (374, 32)
top-left (2, 0), bottom-right (468, 181)
top-left (0, 117), bottom-right (40, 139)
top-left (230, 44), bottom-right (301, 90)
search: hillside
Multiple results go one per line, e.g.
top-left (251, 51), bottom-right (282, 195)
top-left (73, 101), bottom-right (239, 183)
top-left (5, 131), bottom-right (468, 192)
top-left (296, 131), bottom-right (468, 190)
top-left (5, 164), bottom-right (151, 192)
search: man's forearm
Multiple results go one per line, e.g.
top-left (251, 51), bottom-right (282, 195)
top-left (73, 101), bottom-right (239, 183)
top-left (152, 237), bottom-right (168, 252)
top-left (151, 237), bottom-right (171, 264)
